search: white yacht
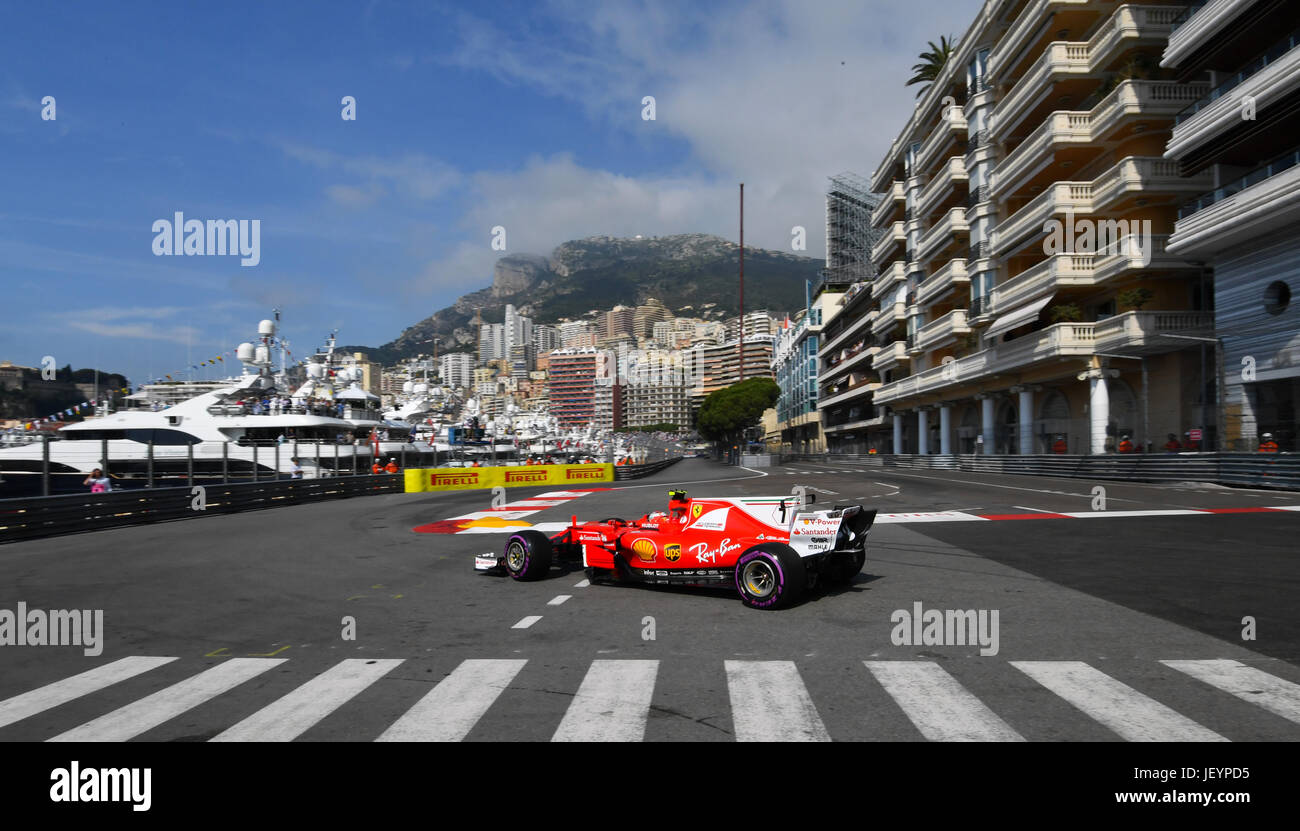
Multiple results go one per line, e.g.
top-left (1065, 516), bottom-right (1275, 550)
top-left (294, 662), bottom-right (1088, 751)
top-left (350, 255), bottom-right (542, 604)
top-left (0, 318), bottom-right (439, 496)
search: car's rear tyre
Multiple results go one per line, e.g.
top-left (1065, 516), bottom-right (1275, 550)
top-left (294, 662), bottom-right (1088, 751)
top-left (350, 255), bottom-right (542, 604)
top-left (735, 543), bottom-right (806, 609)
top-left (823, 549), bottom-right (866, 586)
top-left (503, 531), bottom-right (553, 581)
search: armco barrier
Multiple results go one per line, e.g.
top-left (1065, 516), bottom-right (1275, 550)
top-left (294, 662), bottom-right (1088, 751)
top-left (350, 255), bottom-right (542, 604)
top-left (404, 463), bottom-right (614, 493)
top-left (0, 475), bottom-right (405, 544)
top-left (790, 453), bottom-right (1300, 489)
top-left (614, 458), bottom-right (682, 480)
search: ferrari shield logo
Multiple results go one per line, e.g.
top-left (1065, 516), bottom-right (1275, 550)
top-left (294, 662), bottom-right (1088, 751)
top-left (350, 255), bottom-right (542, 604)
top-left (664, 543), bottom-right (681, 562)
top-left (691, 503), bottom-right (704, 519)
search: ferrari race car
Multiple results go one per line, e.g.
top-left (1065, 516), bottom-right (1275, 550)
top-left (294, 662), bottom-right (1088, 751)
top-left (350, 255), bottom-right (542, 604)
top-left (474, 490), bottom-right (878, 609)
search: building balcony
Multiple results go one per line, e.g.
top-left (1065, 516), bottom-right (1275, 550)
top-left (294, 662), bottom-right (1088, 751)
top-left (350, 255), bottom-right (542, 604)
top-left (1162, 0), bottom-right (1250, 69)
top-left (915, 309), bottom-right (971, 352)
top-left (872, 341), bottom-right (909, 372)
top-left (986, 252), bottom-right (1097, 316)
top-left (992, 6), bottom-right (1185, 141)
top-left (988, 0), bottom-right (1096, 82)
top-left (991, 81), bottom-right (1207, 198)
top-left (917, 207), bottom-right (969, 262)
top-left (872, 301), bottom-right (907, 337)
top-left (871, 181), bottom-right (905, 226)
top-left (918, 258), bottom-right (970, 306)
top-left (914, 157), bottom-right (969, 220)
top-left (872, 322), bottom-right (1096, 405)
top-left (1093, 310), bottom-right (1215, 355)
top-left (1168, 149), bottom-right (1300, 257)
top-left (1167, 28), bottom-right (1300, 159)
top-left (819, 306), bottom-right (876, 358)
top-left (914, 103), bottom-right (968, 177)
top-left (871, 221), bottom-right (906, 268)
top-left (822, 412), bottom-right (889, 432)
top-left (822, 341), bottom-right (878, 377)
top-left (818, 375), bottom-right (880, 409)
top-left (991, 157), bottom-right (1212, 256)
top-left (872, 260), bottom-right (907, 300)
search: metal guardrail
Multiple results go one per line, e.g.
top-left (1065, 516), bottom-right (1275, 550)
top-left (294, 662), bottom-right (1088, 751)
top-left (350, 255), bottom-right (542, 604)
top-left (614, 458), bottom-right (682, 480)
top-left (0, 475), bottom-right (405, 544)
top-left (783, 453), bottom-right (1300, 489)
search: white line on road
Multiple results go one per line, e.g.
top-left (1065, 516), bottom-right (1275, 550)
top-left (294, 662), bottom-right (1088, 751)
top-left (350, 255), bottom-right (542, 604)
top-left (211, 658), bottom-right (404, 742)
top-left (1013, 506), bottom-right (1055, 513)
top-left (0, 656), bottom-right (177, 730)
top-left (1011, 661), bottom-right (1226, 742)
top-left (552, 660), bottom-right (659, 742)
top-left (49, 658), bottom-right (286, 742)
top-left (865, 661), bottom-right (1024, 742)
top-left (875, 470), bottom-right (1141, 501)
top-left (574, 579), bottom-right (591, 588)
top-left (547, 595), bottom-right (571, 606)
top-left (512, 615), bottom-right (542, 629)
top-left (725, 661), bottom-right (830, 742)
top-left (1162, 659), bottom-right (1300, 725)
top-left (378, 659), bottom-right (527, 742)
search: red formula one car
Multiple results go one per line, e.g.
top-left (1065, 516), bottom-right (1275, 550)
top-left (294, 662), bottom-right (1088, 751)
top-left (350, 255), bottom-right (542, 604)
top-left (474, 490), bottom-right (878, 609)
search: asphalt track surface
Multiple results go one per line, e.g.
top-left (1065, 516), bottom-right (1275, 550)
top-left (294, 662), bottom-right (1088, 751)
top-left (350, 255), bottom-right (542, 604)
top-left (1, 458), bottom-right (1298, 742)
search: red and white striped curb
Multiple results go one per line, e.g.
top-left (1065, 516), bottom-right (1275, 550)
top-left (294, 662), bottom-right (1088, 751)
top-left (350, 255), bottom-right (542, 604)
top-left (873, 506), bottom-right (1300, 524)
top-left (413, 490), bottom-right (607, 534)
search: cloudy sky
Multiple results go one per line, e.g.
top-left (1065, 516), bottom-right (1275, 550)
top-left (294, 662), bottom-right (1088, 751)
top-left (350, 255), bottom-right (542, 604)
top-left (2, 0), bottom-right (982, 385)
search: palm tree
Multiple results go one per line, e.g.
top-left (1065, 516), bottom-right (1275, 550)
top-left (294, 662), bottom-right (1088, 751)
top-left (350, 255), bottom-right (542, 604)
top-left (906, 36), bottom-right (956, 99)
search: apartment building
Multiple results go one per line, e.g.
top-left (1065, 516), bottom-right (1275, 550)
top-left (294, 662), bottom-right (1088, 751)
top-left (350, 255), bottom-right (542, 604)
top-left (548, 348), bottom-right (600, 427)
top-left (774, 289), bottom-right (844, 453)
top-left (1160, 0), bottom-right (1300, 451)
top-left (620, 347), bottom-right (692, 429)
top-left (438, 352), bottom-right (474, 390)
top-left (688, 337), bottom-right (776, 410)
top-left (858, 0), bottom-right (1218, 455)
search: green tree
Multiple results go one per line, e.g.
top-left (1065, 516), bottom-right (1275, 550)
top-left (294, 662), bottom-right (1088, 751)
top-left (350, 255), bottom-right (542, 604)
top-left (695, 377), bottom-right (779, 443)
top-left (906, 36), bottom-right (955, 99)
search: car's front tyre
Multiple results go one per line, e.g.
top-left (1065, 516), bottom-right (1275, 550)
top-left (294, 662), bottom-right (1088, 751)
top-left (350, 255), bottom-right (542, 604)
top-left (735, 543), bottom-right (806, 609)
top-left (503, 530), bottom-right (553, 581)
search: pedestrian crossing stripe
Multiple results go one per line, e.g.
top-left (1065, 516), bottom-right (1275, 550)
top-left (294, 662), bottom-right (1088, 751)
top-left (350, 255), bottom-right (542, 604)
top-left (2, 656), bottom-right (1297, 742)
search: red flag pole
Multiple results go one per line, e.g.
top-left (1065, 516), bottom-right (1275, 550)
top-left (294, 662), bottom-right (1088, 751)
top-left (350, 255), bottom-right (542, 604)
top-left (738, 182), bottom-right (745, 382)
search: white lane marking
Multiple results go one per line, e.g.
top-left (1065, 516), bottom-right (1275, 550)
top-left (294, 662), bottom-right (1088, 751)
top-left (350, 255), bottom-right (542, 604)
top-left (378, 659), bottom-right (527, 742)
top-left (552, 660), bottom-right (659, 742)
top-left (512, 616), bottom-right (542, 629)
top-left (1012, 506), bottom-right (1055, 513)
top-left (1059, 510), bottom-right (1206, 518)
top-left (1011, 661), bottom-right (1226, 742)
top-left (534, 491), bottom-right (597, 498)
top-left (1162, 659), bottom-right (1300, 725)
top-left (49, 658), bottom-right (286, 742)
top-left (1275, 506), bottom-right (1300, 512)
top-left (865, 661), bottom-right (1024, 742)
top-left (725, 660), bottom-right (829, 742)
top-left (874, 511), bottom-right (988, 523)
top-left (0, 656), bottom-right (177, 730)
top-left (447, 510), bottom-right (536, 521)
top-left (211, 658), bottom-right (404, 742)
top-left (573, 579), bottom-right (591, 588)
top-left (807, 486), bottom-right (839, 495)
top-left (875, 469), bottom-right (1141, 501)
top-left (547, 595), bottom-right (571, 606)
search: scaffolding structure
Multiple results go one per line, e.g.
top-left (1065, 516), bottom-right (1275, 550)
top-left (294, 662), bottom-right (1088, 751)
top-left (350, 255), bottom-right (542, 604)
top-left (822, 172), bottom-right (882, 292)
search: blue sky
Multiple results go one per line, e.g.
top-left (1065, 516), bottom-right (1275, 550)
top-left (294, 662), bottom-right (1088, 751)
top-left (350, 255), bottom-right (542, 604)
top-left (1, 0), bottom-right (982, 385)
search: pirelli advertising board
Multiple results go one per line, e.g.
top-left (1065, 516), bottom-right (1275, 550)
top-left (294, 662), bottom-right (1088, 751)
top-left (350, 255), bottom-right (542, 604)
top-left (404, 463), bottom-right (614, 493)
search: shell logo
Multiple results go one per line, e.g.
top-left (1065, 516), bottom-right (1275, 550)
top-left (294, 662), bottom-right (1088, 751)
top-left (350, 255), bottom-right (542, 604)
top-left (631, 538), bottom-right (657, 562)
top-left (664, 543), bottom-right (681, 562)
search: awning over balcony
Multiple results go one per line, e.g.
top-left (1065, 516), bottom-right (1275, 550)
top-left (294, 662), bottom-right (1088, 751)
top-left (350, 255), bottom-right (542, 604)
top-left (983, 295), bottom-right (1053, 341)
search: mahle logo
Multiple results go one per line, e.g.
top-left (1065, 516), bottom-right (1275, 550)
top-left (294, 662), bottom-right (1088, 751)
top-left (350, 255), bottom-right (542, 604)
top-left (1043, 208), bottom-right (1152, 267)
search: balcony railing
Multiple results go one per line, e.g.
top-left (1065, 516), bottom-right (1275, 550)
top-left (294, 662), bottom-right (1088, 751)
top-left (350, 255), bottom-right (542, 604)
top-left (918, 258), bottom-right (970, 306)
top-left (917, 207), bottom-right (969, 261)
top-left (1093, 310), bottom-right (1215, 354)
top-left (1178, 146), bottom-right (1300, 220)
top-left (968, 240), bottom-right (990, 262)
top-left (967, 185), bottom-right (987, 209)
top-left (916, 309), bottom-right (971, 352)
top-left (968, 294), bottom-right (989, 318)
top-left (1170, 0), bottom-right (1209, 30)
top-left (1175, 27), bottom-right (1300, 125)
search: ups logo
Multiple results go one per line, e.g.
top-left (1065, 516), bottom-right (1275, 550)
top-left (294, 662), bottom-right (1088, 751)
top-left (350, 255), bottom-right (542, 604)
top-left (664, 543), bottom-right (681, 562)
top-left (631, 538), bottom-right (657, 562)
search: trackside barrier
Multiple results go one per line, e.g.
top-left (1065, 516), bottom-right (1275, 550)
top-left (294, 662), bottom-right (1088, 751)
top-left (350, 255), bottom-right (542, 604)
top-left (0, 475), bottom-right (404, 544)
top-left (404, 463), bottom-right (614, 493)
top-left (613, 458), bottom-right (682, 480)
top-left (784, 453), bottom-right (1300, 490)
